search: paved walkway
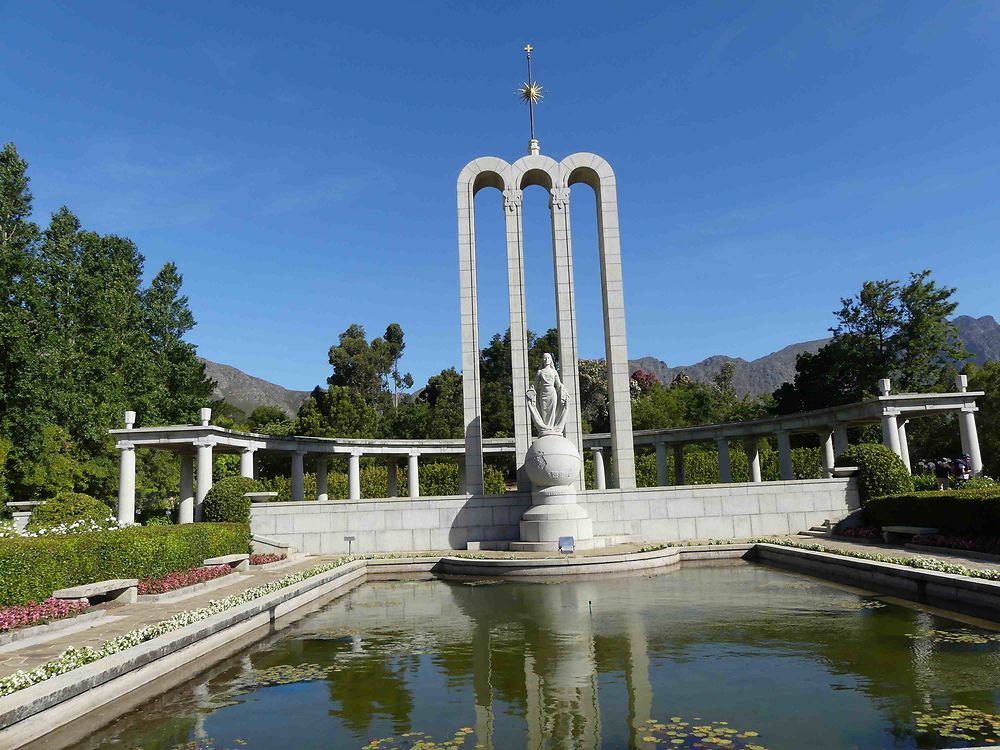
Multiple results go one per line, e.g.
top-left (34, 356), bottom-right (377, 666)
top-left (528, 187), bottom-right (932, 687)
top-left (2, 537), bottom-right (998, 681)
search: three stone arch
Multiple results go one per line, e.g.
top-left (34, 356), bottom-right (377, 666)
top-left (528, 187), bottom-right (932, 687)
top-left (457, 152), bottom-right (635, 494)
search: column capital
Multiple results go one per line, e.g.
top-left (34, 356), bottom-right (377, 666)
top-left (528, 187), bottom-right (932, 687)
top-left (503, 187), bottom-right (522, 211)
top-left (116, 440), bottom-right (135, 451)
top-left (549, 186), bottom-right (570, 212)
top-left (350, 449), bottom-right (363, 458)
top-left (192, 437), bottom-right (216, 448)
top-left (241, 445), bottom-right (257, 454)
top-left (881, 407), bottom-right (902, 417)
top-left (961, 405), bottom-right (979, 414)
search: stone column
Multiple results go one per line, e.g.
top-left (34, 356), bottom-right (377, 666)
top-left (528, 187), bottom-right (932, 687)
top-left (819, 430), bottom-right (836, 478)
top-left (673, 445), bottom-right (685, 485)
top-left (348, 452), bottom-right (361, 501)
top-left (881, 410), bottom-right (902, 458)
top-left (178, 453), bottom-right (194, 524)
top-left (549, 186), bottom-right (585, 488)
top-left (239, 447), bottom-right (255, 479)
top-left (117, 444), bottom-right (136, 525)
top-left (744, 438), bottom-right (762, 483)
top-left (503, 187), bottom-right (532, 490)
top-left (591, 448), bottom-right (607, 490)
top-left (717, 438), bottom-right (732, 483)
top-left (776, 431), bottom-right (794, 481)
top-left (407, 451), bottom-right (420, 498)
top-left (897, 420), bottom-right (912, 473)
top-left (655, 442), bottom-right (668, 487)
top-left (309, 456), bottom-right (326, 501)
top-left (195, 439), bottom-right (213, 522)
top-left (833, 424), bottom-right (849, 457)
top-left (386, 457), bottom-right (399, 497)
top-left (290, 451), bottom-right (305, 502)
top-left (959, 408), bottom-right (984, 475)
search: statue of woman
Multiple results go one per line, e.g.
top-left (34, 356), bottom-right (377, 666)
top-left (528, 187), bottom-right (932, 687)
top-left (526, 353), bottom-right (569, 435)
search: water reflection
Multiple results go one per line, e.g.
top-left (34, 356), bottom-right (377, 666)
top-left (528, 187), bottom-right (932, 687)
top-left (71, 563), bottom-right (1000, 750)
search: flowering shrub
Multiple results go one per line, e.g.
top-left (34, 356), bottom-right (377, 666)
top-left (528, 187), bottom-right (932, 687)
top-left (249, 553), bottom-right (286, 566)
top-left (27, 493), bottom-right (117, 533)
top-left (0, 597), bottom-right (90, 633)
top-left (138, 566), bottom-right (234, 595)
top-left (18, 517), bottom-right (124, 538)
top-left (838, 527), bottom-right (882, 540)
top-left (0, 555), bottom-right (366, 697)
top-left (912, 534), bottom-right (1000, 555)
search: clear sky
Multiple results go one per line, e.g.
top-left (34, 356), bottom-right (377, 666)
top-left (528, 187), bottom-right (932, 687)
top-left (3, 1), bottom-right (998, 392)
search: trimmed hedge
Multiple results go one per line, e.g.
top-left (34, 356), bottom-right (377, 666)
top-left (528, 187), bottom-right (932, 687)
top-left (203, 476), bottom-right (262, 523)
top-left (27, 492), bottom-right (114, 531)
top-left (835, 443), bottom-right (913, 504)
top-left (0, 523), bottom-right (250, 606)
top-left (863, 490), bottom-right (1000, 536)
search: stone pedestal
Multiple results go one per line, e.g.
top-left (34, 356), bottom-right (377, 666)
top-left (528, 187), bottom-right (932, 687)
top-left (511, 434), bottom-right (596, 551)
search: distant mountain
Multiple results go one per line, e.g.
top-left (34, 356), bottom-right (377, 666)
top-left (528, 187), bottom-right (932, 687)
top-left (200, 359), bottom-right (310, 418)
top-left (201, 315), bottom-right (1000, 412)
top-left (629, 314), bottom-right (1000, 397)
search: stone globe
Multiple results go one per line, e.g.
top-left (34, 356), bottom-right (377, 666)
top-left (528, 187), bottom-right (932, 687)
top-left (523, 434), bottom-right (582, 488)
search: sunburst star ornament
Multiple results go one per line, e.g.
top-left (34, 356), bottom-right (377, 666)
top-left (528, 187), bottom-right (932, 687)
top-left (518, 81), bottom-right (544, 105)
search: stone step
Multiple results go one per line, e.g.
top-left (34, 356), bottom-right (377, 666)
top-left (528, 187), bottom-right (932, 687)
top-left (798, 529), bottom-right (831, 538)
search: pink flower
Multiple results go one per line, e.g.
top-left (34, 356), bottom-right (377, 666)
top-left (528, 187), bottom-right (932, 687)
top-left (0, 598), bottom-right (90, 632)
top-left (249, 554), bottom-right (286, 566)
top-left (138, 566), bottom-right (233, 595)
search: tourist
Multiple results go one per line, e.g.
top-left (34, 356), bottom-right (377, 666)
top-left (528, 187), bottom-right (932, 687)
top-left (934, 458), bottom-right (951, 490)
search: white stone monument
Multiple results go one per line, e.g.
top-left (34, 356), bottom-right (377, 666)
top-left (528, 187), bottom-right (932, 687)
top-left (511, 354), bottom-right (595, 550)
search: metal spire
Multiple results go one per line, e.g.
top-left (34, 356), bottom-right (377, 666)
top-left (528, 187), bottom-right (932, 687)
top-left (518, 43), bottom-right (543, 155)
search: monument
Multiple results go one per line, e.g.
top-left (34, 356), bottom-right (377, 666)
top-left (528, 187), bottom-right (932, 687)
top-left (457, 45), bottom-right (633, 548)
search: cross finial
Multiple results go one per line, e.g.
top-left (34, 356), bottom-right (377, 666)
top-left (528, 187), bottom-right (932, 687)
top-left (518, 43), bottom-right (542, 154)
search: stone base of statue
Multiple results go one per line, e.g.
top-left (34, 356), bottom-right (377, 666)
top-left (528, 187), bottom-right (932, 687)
top-left (510, 434), bottom-right (598, 551)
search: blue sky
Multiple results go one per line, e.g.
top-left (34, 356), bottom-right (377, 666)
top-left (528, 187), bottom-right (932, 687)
top-left (3, 1), bottom-right (999, 392)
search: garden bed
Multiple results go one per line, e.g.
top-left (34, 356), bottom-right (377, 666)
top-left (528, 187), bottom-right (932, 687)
top-left (138, 566), bottom-right (233, 596)
top-left (0, 598), bottom-right (91, 635)
top-left (249, 554), bottom-right (286, 566)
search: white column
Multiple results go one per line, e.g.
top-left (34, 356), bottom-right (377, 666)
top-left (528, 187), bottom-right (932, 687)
top-left (348, 452), bottom-right (361, 501)
top-left (896, 420), bottom-right (912, 474)
top-left (458, 167), bottom-right (484, 496)
top-left (717, 438), bottom-right (732, 483)
top-left (673, 445), bottom-right (685, 485)
top-left (316, 457), bottom-right (329, 501)
top-left (833, 424), bottom-right (849, 456)
top-left (820, 429), bottom-right (836, 478)
top-left (408, 451), bottom-right (420, 498)
top-left (591, 448), bottom-right (607, 490)
top-left (386, 458), bottom-right (399, 497)
top-left (776, 431), bottom-right (794, 481)
top-left (239, 447), bottom-right (255, 478)
top-left (117, 443), bottom-right (136, 525)
top-left (881, 410), bottom-right (902, 458)
top-left (959, 408), bottom-right (984, 475)
top-left (655, 443), bottom-right (668, 486)
top-left (290, 451), bottom-right (305, 502)
top-left (195, 439), bottom-right (213, 521)
top-left (502, 187), bottom-right (532, 489)
top-left (178, 453), bottom-right (194, 524)
top-left (744, 438), bottom-right (762, 483)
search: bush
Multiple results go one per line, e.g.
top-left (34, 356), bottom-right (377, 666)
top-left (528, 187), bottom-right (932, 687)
top-left (864, 490), bottom-right (1000, 536)
top-left (835, 443), bottom-right (913, 504)
top-left (0, 522), bottom-right (250, 606)
top-left (138, 494), bottom-right (178, 525)
top-left (912, 474), bottom-right (938, 491)
top-left (203, 476), bottom-right (262, 523)
top-left (27, 492), bottom-right (114, 532)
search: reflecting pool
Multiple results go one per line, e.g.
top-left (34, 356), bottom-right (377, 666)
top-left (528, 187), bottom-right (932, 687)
top-left (75, 562), bottom-right (1000, 749)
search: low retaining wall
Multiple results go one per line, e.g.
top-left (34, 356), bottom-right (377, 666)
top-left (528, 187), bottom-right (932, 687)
top-left (251, 478), bottom-right (858, 554)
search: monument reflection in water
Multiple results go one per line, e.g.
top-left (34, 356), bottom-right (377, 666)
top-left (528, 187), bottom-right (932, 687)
top-left (74, 564), bottom-right (1000, 750)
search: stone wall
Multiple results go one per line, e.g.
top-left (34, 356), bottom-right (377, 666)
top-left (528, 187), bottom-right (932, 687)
top-left (250, 478), bottom-right (858, 555)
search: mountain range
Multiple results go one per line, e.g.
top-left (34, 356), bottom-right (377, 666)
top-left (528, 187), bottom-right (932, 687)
top-left (203, 315), bottom-right (1000, 416)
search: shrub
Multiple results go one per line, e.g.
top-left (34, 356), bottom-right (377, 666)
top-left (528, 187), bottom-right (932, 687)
top-left (203, 476), bottom-right (262, 523)
top-left (912, 474), bottom-right (938, 491)
top-left (835, 443), bottom-right (913, 504)
top-left (138, 494), bottom-right (177, 525)
top-left (863, 490), bottom-right (1000, 536)
top-left (27, 492), bottom-right (114, 532)
top-left (0, 522), bottom-right (250, 606)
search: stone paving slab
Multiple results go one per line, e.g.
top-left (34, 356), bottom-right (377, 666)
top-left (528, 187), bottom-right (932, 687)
top-left (788, 534), bottom-right (1000, 573)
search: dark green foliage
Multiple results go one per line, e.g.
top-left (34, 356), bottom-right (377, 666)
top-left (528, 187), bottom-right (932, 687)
top-left (0, 523), bottom-right (249, 606)
top-left (835, 443), bottom-right (913, 504)
top-left (775, 271), bottom-right (968, 414)
top-left (864, 490), bottom-right (1000, 535)
top-left (203, 476), bottom-right (262, 523)
top-left (26, 492), bottom-right (113, 531)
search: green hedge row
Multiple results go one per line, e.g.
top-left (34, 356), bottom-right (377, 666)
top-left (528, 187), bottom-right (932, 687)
top-left (0, 523), bottom-right (250, 606)
top-left (863, 490), bottom-right (1000, 535)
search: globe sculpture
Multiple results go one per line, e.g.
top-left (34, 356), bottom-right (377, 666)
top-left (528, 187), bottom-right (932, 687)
top-left (513, 354), bottom-right (595, 550)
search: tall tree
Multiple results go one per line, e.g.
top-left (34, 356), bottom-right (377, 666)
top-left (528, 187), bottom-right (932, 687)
top-left (774, 271), bottom-right (968, 414)
top-left (327, 323), bottom-right (411, 413)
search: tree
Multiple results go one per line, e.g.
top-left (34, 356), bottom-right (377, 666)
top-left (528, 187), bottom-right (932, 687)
top-left (419, 367), bottom-right (464, 439)
top-left (327, 323), bottom-right (411, 413)
top-left (775, 271), bottom-right (968, 414)
top-left (248, 405), bottom-right (288, 431)
top-left (295, 386), bottom-right (377, 439)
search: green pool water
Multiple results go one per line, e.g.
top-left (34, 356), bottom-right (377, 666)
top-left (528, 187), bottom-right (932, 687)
top-left (73, 562), bottom-right (1000, 750)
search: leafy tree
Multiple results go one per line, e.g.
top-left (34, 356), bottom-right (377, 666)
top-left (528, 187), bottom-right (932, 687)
top-left (967, 361), bottom-right (1000, 478)
top-left (419, 367), bottom-right (464, 439)
top-left (295, 386), bottom-right (377, 439)
top-left (327, 323), bottom-right (411, 413)
top-left (248, 405), bottom-right (288, 431)
top-left (775, 271), bottom-right (968, 413)
top-left (578, 359), bottom-right (610, 433)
